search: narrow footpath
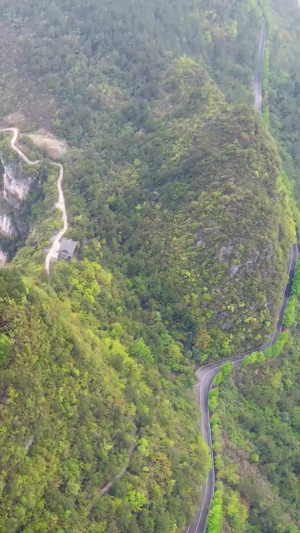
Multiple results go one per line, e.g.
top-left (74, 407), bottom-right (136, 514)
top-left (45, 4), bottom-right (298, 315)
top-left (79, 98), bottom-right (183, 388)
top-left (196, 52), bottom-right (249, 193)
top-left (0, 127), bottom-right (68, 273)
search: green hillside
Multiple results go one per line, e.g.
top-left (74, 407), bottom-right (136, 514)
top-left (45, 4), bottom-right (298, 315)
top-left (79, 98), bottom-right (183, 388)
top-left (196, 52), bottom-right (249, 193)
top-left (216, 316), bottom-right (300, 533)
top-left (0, 0), bottom-right (293, 358)
top-left (0, 265), bottom-right (210, 532)
top-left (0, 0), bottom-right (297, 532)
top-left (209, 1), bottom-right (300, 531)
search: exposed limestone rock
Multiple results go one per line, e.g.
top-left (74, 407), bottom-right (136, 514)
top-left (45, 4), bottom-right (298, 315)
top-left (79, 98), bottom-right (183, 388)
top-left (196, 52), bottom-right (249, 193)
top-left (1, 159), bottom-right (34, 208)
top-left (229, 264), bottom-right (240, 277)
top-left (0, 213), bottom-right (17, 237)
top-left (218, 245), bottom-right (233, 260)
top-left (229, 251), bottom-right (260, 278)
top-left (0, 248), bottom-right (7, 267)
top-left (24, 436), bottom-right (34, 452)
top-left (0, 156), bottom-right (36, 250)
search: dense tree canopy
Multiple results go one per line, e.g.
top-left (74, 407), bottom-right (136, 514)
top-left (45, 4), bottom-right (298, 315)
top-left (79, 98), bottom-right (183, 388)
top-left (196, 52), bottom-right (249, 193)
top-left (0, 265), bottom-right (210, 532)
top-left (0, 0), bottom-right (298, 531)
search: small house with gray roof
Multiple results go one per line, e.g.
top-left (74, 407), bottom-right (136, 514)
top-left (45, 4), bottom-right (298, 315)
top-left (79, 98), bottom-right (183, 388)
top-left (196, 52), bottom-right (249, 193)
top-left (58, 238), bottom-right (78, 260)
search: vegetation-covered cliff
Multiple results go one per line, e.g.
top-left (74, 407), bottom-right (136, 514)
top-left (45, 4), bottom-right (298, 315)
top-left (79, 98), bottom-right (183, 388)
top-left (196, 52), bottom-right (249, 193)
top-left (208, 1), bottom-right (300, 531)
top-left (0, 265), bottom-right (211, 532)
top-left (215, 325), bottom-right (300, 532)
top-left (0, 0), bottom-right (294, 356)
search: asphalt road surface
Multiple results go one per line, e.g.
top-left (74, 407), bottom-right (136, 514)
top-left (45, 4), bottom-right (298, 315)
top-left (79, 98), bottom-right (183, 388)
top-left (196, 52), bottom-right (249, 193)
top-left (187, 241), bottom-right (298, 533)
top-left (187, 22), bottom-right (286, 532)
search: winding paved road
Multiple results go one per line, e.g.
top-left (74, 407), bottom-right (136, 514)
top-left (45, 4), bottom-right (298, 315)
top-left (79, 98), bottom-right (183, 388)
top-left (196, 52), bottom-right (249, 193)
top-left (187, 22), bottom-right (298, 533)
top-left (187, 242), bottom-right (298, 533)
top-left (0, 127), bottom-right (68, 273)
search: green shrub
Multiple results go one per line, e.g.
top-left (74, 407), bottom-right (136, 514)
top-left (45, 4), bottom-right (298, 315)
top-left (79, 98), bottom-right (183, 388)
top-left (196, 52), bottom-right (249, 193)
top-left (221, 362), bottom-right (234, 377)
top-left (210, 413), bottom-right (219, 426)
top-left (213, 373), bottom-right (224, 386)
top-left (209, 395), bottom-right (218, 412)
top-left (241, 355), bottom-right (252, 367)
top-left (292, 261), bottom-right (300, 297)
top-left (209, 388), bottom-right (220, 400)
top-left (0, 334), bottom-right (13, 367)
top-left (283, 295), bottom-right (296, 327)
top-left (207, 483), bottom-right (224, 533)
top-left (271, 331), bottom-right (289, 357)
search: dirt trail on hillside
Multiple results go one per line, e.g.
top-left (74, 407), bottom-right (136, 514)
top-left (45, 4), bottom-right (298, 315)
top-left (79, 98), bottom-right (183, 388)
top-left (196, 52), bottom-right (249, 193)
top-left (0, 127), bottom-right (68, 273)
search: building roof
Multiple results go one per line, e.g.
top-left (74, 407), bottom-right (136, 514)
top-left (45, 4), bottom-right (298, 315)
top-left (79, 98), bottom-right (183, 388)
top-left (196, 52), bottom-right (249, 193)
top-left (58, 238), bottom-right (78, 257)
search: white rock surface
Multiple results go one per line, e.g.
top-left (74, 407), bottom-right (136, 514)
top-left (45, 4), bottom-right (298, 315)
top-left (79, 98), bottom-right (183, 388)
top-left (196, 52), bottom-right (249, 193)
top-left (0, 248), bottom-right (7, 267)
top-left (0, 213), bottom-right (16, 237)
top-left (1, 159), bottom-right (33, 208)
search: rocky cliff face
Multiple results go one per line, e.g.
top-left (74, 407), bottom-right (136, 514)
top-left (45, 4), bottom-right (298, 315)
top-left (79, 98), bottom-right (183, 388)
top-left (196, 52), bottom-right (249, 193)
top-left (0, 249), bottom-right (7, 267)
top-left (0, 213), bottom-right (17, 237)
top-left (0, 157), bottom-right (36, 264)
top-left (2, 159), bottom-right (34, 209)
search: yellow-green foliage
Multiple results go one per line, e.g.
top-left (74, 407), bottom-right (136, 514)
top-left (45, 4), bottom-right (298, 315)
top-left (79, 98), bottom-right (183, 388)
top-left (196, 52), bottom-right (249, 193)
top-left (292, 260), bottom-right (300, 297)
top-left (216, 326), bottom-right (300, 532)
top-left (0, 1), bottom-right (297, 532)
top-left (207, 482), bottom-right (224, 533)
top-left (283, 295), bottom-right (296, 327)
top-left (0, 0), bottom-right (295, 365)
top-left (0, 265), bottom-right (210, 532)
top-left (213, 362), bottom-right (234, 386)
top-left (242, 330), bottom-right (289, 367)
top-left (224, 489), bottom-right (248, 533)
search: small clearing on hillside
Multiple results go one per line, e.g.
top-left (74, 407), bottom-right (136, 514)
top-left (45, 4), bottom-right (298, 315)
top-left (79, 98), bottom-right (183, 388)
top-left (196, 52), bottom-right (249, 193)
top-left (27, 131), bottom-right (68, 159)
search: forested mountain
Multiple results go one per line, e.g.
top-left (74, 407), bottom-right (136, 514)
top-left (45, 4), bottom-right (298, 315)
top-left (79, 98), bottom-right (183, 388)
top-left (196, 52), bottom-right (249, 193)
top-left (216, 324), bottom-right (300, 533)
top-left (0, 265), bottom-right (211, 532)
top-left (0, 0), bottom-right (293, 357)
top-left (0, 0), bottom-right (298, 532)
top-left (268, 0), bottom-right (300, 195)
top-left (210, 1), bottom-right (300, 531)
